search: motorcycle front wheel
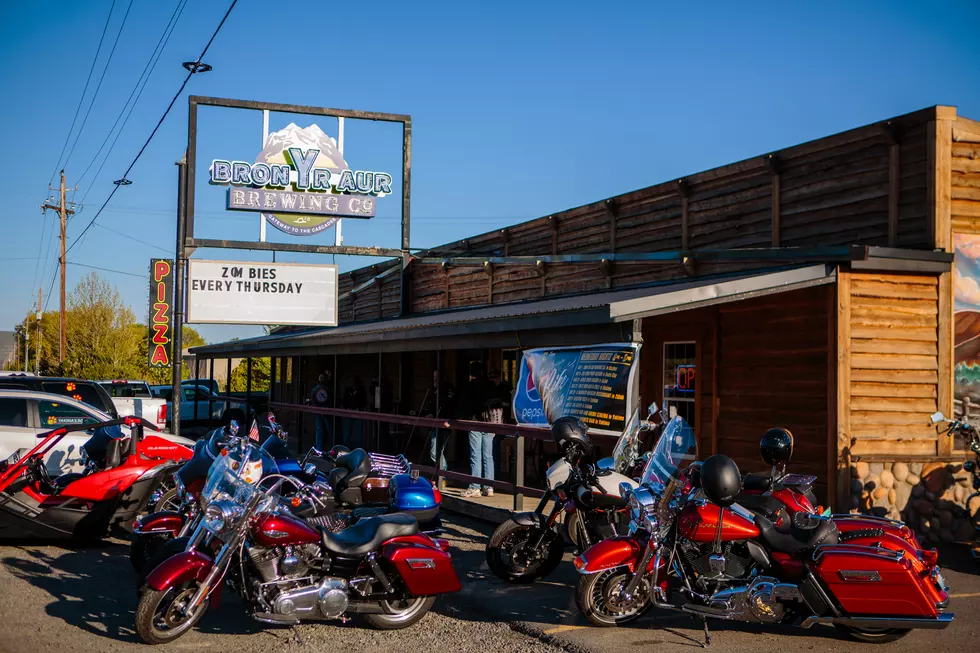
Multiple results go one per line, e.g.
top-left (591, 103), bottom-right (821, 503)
top-left (835, 625), bottom-right (910, 643)
top-left (486, 518), bottom-right (564, 583)
top-left (575, 569), bottom-right (650, 626)
top-left (363, 596), bottom-right (435, 630)
top-left (134, 582), bottom-right (209, 644)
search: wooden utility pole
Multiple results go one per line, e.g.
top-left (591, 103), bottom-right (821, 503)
top-left (36, 287), bottom-right (42, 374)
top-left (41, 170), bottom-right (75, 364)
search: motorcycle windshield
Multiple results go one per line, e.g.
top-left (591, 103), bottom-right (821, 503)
top-left (640, 415), bottom-right (697, 488)
top-left (202, 448), bottom-right (265, 506)
top-left (611, 410), bottom-right (641, 474)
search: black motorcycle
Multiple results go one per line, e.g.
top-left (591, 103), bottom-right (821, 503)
top-left (485, 406), bottom-right (660, 583)
top-left (933, 411), bottom-right (980, 559)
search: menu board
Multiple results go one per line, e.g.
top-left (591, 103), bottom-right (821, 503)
top-left (512, 343), bottom-right (640, 436)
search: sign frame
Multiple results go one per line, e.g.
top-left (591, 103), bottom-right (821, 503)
top-left (185, 259), bottom-right (339, 327)
top-left (184, 96), bottom-right (411, 260)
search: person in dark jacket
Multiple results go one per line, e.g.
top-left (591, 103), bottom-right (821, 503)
top-left (457, 361), bottom-right (498, 497)
top-left (310, 371), bottom-right (332, 450)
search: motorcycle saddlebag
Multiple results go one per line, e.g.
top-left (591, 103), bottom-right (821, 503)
top-left (388, 474), bottom-right (439, 512)
top-left (382, 536), bottom-right (460, 595)
top-left (810, 545), bottom-right (943, 617)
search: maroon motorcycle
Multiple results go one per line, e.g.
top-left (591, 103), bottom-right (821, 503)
top-left (135, 442), bottom-right (460, 644)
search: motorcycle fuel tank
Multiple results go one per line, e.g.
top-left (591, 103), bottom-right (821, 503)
top-left (252, 513), bottom-right (321, 547)
top-left (678, 503), bottom-right (760, 542)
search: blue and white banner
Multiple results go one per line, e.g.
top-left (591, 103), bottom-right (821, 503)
top-left (513, 343), bottom-right (640, 436)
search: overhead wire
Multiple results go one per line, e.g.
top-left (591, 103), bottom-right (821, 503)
top-left (47, 0), bottom-right (116, 186)
top-left (66, 0), bottom-right (240, 260)
top-left (62, 0), bottom-right (135, 173)
top-left (77, 0), bottom-right (188, 192)
top-left (67, 261), bottom-right (147, 279)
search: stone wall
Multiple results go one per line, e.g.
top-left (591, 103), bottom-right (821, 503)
top-left (850, 460), bottom-right (978, 545)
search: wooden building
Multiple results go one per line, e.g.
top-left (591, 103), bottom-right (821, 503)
top-left (195, 105), bottom-right (980, 543)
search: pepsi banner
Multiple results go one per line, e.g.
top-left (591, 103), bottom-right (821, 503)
top-left (513, 343), bottom-right (640, 436)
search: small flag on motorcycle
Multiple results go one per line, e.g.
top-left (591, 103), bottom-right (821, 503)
top-left (248, 419), bottom-right (260, 442)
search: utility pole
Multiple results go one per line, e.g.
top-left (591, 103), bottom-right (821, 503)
top-left (41, 170), bottom-right (76, 364)
top-left (36, 287), bottom-right (42, 374)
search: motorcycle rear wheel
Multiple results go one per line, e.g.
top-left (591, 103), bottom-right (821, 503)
top-left (134, 583), bottom-right (209, 644)
top-left (576, 569), bottom-right (650, 626)
top-left (486, 519), bottom-right (564, 583)
top-left (363, 596), bottom-right (435, 630)
top-left (835, 625), bottom-right (910, 643)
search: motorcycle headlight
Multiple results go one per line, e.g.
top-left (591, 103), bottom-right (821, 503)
top-left (204, 500), bottom-right (241, 534)
top-left (628, 486), bottom-right (658, 531)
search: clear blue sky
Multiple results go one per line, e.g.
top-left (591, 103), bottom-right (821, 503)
top-left (1, 0), bottom-right (978, 344)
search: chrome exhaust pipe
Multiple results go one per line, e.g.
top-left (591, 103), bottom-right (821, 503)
top-left (802, 613), bottom-right (953, 630)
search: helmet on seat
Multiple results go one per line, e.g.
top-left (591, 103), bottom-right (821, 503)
top-left (551, 416), bottom-right (591, 461)
top-left (701, 454), bottom-right (742, 508)
top-left (760, 428), bottom-right (794, 467)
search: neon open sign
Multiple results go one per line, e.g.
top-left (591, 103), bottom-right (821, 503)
top-left (675, 365), bottom-right (696, 394)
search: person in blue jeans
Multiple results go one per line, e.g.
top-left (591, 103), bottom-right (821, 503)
top-left (457, 361), bottom-right (498, 498)
top-left (420, 370), bottom-right (455, 486)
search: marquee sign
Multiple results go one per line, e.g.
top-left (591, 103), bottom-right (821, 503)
top-left (148, 259), bottom-right (174, 368)
top-left (186, 260), bottom-right (339, 326)
top-left (208, 122), bottom-right (391, 236)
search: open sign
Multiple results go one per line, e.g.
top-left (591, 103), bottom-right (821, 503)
top-left (676, 365), bottom-right (696, 394)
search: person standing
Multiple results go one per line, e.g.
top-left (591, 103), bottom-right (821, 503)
top-left (310, 371), bottom-right (332, 450)
top-left (342, 376), bottom-right (368, 449)
top-left (458, 361), bottom-right (497, 498)
top-left (422, 369), bottom-right (455, 486)
top-left (488, 368), bottom-right (512, 478)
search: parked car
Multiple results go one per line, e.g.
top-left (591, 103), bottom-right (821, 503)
top-left (150, 381), bottom-right (264, 428)
top-left (0, 389), bottom-right (193, 475)
top-left (0, 376), bottom-right (118, 419)
top-left (97, 380), bottom-right (168, 431)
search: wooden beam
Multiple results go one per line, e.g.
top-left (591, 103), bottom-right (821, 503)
top-left (678, 179), bottom-right (691, 250)
top-left (927, 117), bottom-right (954, 251)
top-left (605, 199), bottom-right (618, 252)
top-left (486, 261), bottom-right (494, 304)
top-left (835, 269), bottom-right (852, 512)
top-left (938, 269), bottom-right (953, 456)
top-left (765, 154), bottom-right (781, 247)
top-left (711, 307), bottom-right (720, 456)
top-left (500, 228), bottom-right (510, 257)
top-left (549, 216), bottom-right (558, 255)
top-left (826, 282), bottom-right (837, 510)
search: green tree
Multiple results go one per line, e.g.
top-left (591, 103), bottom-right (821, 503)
top-left (61, 273), bottom-right (140, 380)
top-left (229, 357), bottom-right (271, 392)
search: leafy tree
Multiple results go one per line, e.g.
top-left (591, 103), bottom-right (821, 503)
top-left (229, 357), bottom-right (271, 392)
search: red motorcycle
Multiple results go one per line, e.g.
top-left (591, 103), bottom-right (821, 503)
top-left (135, 440), bottom-right (460, 644)
top-left (573, 415), bottom-right (952, 644)
top-left (0, 417), bottom-right (191, 540)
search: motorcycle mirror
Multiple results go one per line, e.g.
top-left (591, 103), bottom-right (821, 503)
top-left (647, 402), bottom-right (657, 419)
top-left (964, 460), bottom-right (977, 472)
top-left (268, 411), bottom-right (277, 424)
top-left (227, 420), bottom-right (239, 436)
top-left (619, 481), bottom-right (633, 499)
top-left (930, 411), bottom-right (946, 425)
top-left (304, 463), bottom-right (318, 477)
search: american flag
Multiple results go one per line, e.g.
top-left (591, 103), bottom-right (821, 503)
top-left (248, 419), bottom-right (260, 442)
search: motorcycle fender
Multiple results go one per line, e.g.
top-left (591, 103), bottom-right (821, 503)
top-left (511, 511), bottom-right (549, 530)
top-left (145, 550), bottom-right (213, 592)
top-left (573, 537), bottom-right (643, 574)
top-left (133, 511), bottom-right (184, 536)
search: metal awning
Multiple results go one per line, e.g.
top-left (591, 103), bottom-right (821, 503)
top-left (191, 265), bottom-right (840, 358)
top-left (608, 264), bottom-right (837, 322)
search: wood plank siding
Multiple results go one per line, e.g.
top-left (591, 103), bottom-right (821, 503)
top-left (951, 117), bottom-right (980, 234)
top-left (843, 272), bottom-right (943, 458)
top-left (331, 107), bottom-right (949, 326)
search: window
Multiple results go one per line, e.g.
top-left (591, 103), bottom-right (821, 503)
top-left (0, 398), bottom-right (28, 427)
top-left (41, 382), bottom-right (107, 412)
top-left (103, 382), bottom-right (151, 398)
top-left (38, 400), bottom-right (99, 427)
top-left (663, 341), bottom-right (697, 428)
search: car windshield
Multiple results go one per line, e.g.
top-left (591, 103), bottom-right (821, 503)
top-left (611, 409), bottom-right (641, 474)
top-left (640, 415), bottom-right (697, 488)
top-left (102, 382), bottom-right (151, 398)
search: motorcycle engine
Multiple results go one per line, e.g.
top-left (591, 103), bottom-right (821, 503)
top-left (702, 576), bottom-right (800, 624)
top-left (680, 540), bottom-right (754, 586)
top-left (247, 544), bottom-right (349, 620)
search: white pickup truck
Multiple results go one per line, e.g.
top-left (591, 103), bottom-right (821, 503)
top-left (97, 380), bottom-right (168, 432)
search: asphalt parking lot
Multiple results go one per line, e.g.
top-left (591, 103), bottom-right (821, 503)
top-left (0, 512), bottom-right (976, 653)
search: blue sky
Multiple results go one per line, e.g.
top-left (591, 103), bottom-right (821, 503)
top-left (1, 0), bottom-right (978, 343)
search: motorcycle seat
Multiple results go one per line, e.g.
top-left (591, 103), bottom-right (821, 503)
top-left (333, 449), bottom-right (372, 492)
top-left (735, 494), bottom-right (788, 525)
top-left (319, 513), bottom-right (418, 556)
top-left (742, 472), bottom-right (774, 493)
top-left (46, 472), bottom-right (84, 495)
top-left (756, 512), bottom-right (839, 554)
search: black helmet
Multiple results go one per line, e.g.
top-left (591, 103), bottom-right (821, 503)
top-left (760, 428), bottom-right (794, 467)
top-left (701, 454), bottom-right (742, 508)
top-left (551, 416), bottom-right (591, 456)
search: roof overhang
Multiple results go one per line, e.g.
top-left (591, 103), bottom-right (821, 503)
top-left (609, 264), bottom-right (836, 322)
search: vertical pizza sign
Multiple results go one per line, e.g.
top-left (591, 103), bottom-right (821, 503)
top-left (148, 259), bottom-right (174, 368)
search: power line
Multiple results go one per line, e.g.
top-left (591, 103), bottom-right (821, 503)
top-left (62, 0), bottom-right (135, 173)
top-left (47, 0), bottom-right (116, 186)
top-left (68, 261), bottom-right (146, 279)
top-left (66, 0), bottom-right (239, 259)
top-left (77, 0), bottom-right (188, 190)
top-left (92, 221), bottom-right (171, 254)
